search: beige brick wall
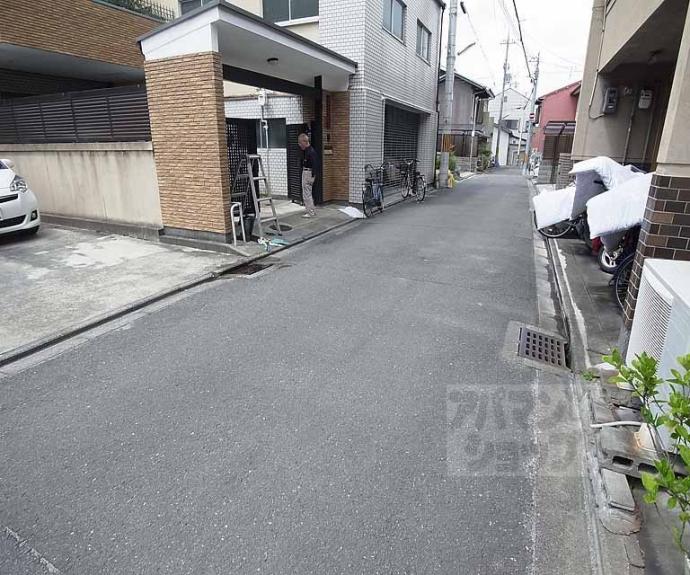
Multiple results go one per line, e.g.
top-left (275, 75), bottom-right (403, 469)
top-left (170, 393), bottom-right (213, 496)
top-left (323, 92), bottom-right (350, 202)
top-left (0, 0), bottom-right (159, 69)
top-left (145, 52), bottom-right (231, 235)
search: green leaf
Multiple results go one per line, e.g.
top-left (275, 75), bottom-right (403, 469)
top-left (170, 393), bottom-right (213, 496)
top-left (641, 471), bottom-right (659, 495)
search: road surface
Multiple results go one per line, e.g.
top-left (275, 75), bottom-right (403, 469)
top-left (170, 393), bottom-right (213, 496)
top-left (1, 169), bottom-right (595, 574)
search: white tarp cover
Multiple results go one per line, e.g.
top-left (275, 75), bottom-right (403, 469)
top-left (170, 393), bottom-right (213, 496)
top-left (569, 156), bottom-right (638, 189)
top-left (587, 172), bottom-right (654, 240)
top-left (533, 185), bottom-right (576, 229)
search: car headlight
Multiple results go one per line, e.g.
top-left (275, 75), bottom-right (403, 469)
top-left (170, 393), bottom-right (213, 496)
top-left (10, 175), bottom-right (27, 193)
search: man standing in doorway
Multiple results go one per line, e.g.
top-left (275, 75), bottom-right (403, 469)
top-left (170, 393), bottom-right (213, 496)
top-left (298, 133), bottom-right (319, 218)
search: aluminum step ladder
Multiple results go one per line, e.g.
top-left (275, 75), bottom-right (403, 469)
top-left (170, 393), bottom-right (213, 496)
top-left (245, 154), bottom-right (283, 239)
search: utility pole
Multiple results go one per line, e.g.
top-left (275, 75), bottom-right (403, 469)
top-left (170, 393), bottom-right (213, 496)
top-left (439, 0), bottom-right (459, 188)
top-left (522, 53), bottom-right (540, 176)
top-left (468, 95), bottom-right (478, 172)
top-left (494, 35), bottom-right (512, 167)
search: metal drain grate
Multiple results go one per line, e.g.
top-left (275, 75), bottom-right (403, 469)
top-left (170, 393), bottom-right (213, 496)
top-left (267, 223), bottom-right (293, 233)
top-left (518, 327), bottom-right (568, 368)
top-left (226, 262), bottom-right (273, 276)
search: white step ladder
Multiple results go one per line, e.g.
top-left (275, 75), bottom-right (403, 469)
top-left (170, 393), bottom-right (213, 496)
top-left (245, 154), bottom-right (284, 239)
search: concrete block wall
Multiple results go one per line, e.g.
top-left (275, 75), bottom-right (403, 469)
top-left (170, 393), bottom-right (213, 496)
top-left (145, 52), bottom-right (231, 237)
top-left (257, 148), bottom-right (288, 196)
top-left (556, 154), bottom-right (574, 188)
top-left (537, 159), bottom-right (555, 184)
top-left (224, 94), bottom-right (304, 125)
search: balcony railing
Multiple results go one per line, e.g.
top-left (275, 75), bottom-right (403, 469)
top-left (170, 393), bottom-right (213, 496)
top-left (95, 0), bottom-right (175, 22)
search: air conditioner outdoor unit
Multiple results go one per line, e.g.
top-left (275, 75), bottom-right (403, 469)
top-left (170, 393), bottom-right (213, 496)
top-left (627, 258), bottom-right (690, 450)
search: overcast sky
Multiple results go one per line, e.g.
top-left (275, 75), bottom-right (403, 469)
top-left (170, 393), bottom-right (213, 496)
top-left (441, 0), bottom-right (593, 99)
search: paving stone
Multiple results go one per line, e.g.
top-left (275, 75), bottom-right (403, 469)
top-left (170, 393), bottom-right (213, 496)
top-left (602, 468), bottom-right (636, 512)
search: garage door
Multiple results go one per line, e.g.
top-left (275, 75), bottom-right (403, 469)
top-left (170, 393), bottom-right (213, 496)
top-left (383, 103), bottom-right (420, 187)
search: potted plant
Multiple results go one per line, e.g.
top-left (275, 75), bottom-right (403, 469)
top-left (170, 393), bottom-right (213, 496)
top-left (605, 350), bottom-right (690, 572)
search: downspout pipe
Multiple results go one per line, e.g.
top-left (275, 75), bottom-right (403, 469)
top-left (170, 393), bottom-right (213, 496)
top-left (433, 2), bottom-right (446, 187)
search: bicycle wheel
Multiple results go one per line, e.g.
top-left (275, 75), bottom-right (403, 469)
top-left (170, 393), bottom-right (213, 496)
top-left (598, 248), bottom-right (619, 275)
top-left (362, 184), bottom-right (374, 218)
top-left (533, 211), bottom-right (572, 238)
top-left (613, 253), bottom-right (634, 310)
top-left (401, 173), bottom-right (410, 199)
top-left (415, 175), bottom-right (426, 202)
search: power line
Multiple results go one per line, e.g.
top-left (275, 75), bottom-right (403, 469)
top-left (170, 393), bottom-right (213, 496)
top-left (464, 8), bottom-right (499, 88)
top-left (511, 0), bottom-right (533, 81)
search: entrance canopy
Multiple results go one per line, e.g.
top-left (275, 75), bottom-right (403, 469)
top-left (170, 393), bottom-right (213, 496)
top-left (139, 0), bottom-right (357, 92)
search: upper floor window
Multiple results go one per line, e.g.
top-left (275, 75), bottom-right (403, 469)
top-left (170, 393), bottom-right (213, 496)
top-left (416, 21), bottom-right (430, 61)
top-left (180, 0), bottom-right (212, 15)
top-left (383, 0), bottom-right (405, 42)
top-left (263, 0), bottom-right (319, 23)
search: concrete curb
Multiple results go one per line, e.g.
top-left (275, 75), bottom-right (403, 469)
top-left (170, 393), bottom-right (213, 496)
top-left (528, 177), bottom-right (645, 575)
top-left (0, 187), bottom-right (443, 368)
top-left (0, 198), bottom-right (415, 368)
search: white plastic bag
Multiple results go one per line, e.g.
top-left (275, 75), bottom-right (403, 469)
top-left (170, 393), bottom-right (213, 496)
top-left (587, 173), bottom-right (653, 239)
top-left (533, 186), bottom-right (576, 229)
top-left (569, 156), bottom-right (638, 189)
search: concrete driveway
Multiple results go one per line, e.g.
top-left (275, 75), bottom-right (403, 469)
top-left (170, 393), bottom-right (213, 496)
top-left (0, 226), bottom-right (237, 361)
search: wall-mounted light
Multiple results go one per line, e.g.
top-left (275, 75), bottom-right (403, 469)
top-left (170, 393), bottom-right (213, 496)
top-left (267, 57), bottom-right (279, 66)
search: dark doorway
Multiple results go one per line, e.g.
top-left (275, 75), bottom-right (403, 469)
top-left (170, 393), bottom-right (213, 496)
top-left (286, 121), bottom-right (323, 206)
top-left (226, 118), bottom-right (258, 216)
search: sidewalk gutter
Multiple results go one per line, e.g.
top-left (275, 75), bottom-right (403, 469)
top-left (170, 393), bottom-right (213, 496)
top-left (528, 177), bottom-right (645, 575)
top-left (0, 194), bottom-right (425, 368)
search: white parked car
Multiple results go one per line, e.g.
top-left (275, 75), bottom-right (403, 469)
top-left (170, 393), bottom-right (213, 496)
top-left (0, 158), bottom-right (40, 236)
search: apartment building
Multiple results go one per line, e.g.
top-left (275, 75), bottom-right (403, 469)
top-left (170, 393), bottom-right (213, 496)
top-left (1, 0), bottom-right (443, 247)
top-left (573, 0), bottom-right (690, 326)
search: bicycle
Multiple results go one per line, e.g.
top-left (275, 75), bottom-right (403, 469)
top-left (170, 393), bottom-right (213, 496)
top-left (611, 251), bottom-right (635, 310)
top-left (399, 159), bottom-right (427, 202)
top-left (362, 162), bottom-right (388, 217)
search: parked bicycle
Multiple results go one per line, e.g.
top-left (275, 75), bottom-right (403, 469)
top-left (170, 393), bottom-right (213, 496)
top-left (362, 162), bottom-right (388, 217)
top-left (608, 226), bottom-right (641, 310)
top-left (398, 159), bottom-right (427, 202)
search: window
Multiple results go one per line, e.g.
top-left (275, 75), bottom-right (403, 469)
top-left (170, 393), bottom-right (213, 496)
top-left (262, 0), bottom-right (318, 23)
top-left (416, 21), bottom-right (430, 61)
top-left (256, 118), bottom-right (287, 148)
top-left (180, 0), bottom-right (213, 15)
top-left (383, 0), bottom-right (405, 42)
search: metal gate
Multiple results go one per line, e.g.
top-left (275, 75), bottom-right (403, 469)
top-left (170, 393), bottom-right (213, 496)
top-left (542, 121), bottom-right (575, 184)
top-left (383, 103), bottom-right (420, 187)
top-left (226, 118), bottom-right (258, 214)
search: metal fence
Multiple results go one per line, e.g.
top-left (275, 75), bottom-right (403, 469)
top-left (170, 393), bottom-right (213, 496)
top-left (0, 86), bottom-right (151, 144)
top-left (95, 0), bottom-right (175, 21)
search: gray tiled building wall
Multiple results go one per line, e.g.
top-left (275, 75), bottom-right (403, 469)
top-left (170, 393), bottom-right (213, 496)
top-left (320, 0), bottom-right (442, 203)
top-left (224, 93), bottom-right (305, 125)
top-left (224, 94), bottom-right (305, 196)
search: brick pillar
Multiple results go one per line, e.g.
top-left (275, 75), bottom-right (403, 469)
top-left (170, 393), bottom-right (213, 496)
top-left (624, 175), bottom-right (690, 326)
top-left (145, 52), bottom-right (231, 241)
top-left (322, 91), bottom-right (350, 202)
top-left (624, 7), bottom-right (690, 326)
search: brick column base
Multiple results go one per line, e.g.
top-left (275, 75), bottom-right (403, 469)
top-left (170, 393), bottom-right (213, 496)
top-left (624, 173), bottom-right (690, 326)
top-left (145, 52), bottom-right (232, 240)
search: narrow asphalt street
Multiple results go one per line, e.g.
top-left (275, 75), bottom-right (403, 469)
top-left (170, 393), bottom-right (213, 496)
top-left (1, 169), bottom-right (595, 574)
